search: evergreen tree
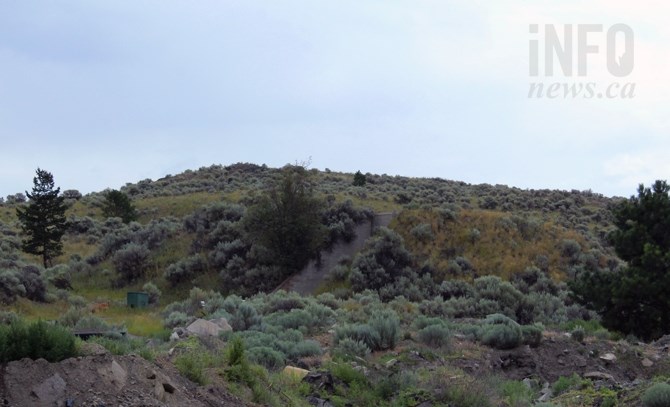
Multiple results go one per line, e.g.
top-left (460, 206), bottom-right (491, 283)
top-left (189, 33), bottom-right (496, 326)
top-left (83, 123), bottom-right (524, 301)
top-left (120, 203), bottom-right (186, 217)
top-left (353, 170), bottom-right (366, 186)
top-left (16, 169), bottom-right (67, 267)
top-left (570, 180), bottom-right (670, 340)
top-left (102, 189), bottom-right (137, 223)
top-left (244, 165), bottom-right (326, 276)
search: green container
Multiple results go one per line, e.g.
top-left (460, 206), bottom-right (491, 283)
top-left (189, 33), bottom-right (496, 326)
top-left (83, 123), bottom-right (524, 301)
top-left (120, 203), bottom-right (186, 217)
top-left (127, 292), bottom-right (149, 308)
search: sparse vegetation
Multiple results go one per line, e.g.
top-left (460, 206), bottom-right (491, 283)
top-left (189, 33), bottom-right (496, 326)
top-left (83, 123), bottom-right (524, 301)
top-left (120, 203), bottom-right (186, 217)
top-left (2, 164), bottom-right (668, 407)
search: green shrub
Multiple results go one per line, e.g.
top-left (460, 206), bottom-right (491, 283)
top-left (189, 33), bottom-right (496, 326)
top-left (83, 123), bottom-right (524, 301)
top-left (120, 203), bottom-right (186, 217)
top-left (417, 324), bottom-right (451, 349)
top-left (142, 282), bottom-right (161, 305)
top-left (247, 346), bottom-right (285, 370)
top-left (0, 320), bottom-right (75, 363)
top-left (330, 362), bottom-right (367, 386)
top-left (175, 350), bottom-right (209, 385)
top-left (164, 255), bottom-right (205, 286)
top-left (332, 338), bottom-right (371, 361)
top-left (571, 326), bottom-right (586, 342)
top-left (287, 340), bottom-right (322, 359)
top-left (265, 309), bottom-right (314, 332)
top-left (224, 336), bottom-right (255, 386)
top-left (413, 315), bottom-right (445, 330)
top-left (479, 314), bottom-right (523, 350)
top-left (334, 324), bottom-right (381, 351)
top-left (230, 303), bottom-right (261, 331)
top-left (369, 310), bottom-right (400, 350)
top-left (522, 324), bottom-right (543, 347)
top-left (87, 336), bottom-right (153, 360)
top-left (113, 242), bottom-right (150, 283)
top-left (164, 311), bottom-right (190, 328)
top-left (0, 311), bottom-right (18, 324)
top-left (552, 373), bottom-right (586, 395)
top-left (500, 380), bottom-right (536, 406)
top-left (643, 382), bottom-right (670, 407)
top-left (481, 324), bottom-right (523, 350)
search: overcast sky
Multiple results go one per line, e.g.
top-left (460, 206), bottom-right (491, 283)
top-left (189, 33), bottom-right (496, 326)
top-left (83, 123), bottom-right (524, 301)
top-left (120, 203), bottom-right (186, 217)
top-left (1, 1), bottom-right (668, 198)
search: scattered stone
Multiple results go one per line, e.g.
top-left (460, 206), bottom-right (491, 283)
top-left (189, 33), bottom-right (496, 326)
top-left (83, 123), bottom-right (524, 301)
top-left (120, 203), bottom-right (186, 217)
top-left (31, 373), bottom-right (66, 405)
top-left (283, 366), bottom-right (310, 380)
top-left (307, 395), bottom-right (335, 407)
top-left (303, 372), bottom-right (335, 393)
top-left (186, 319), bottom-right (225, 337)
top-left (642, 358), bottom-right (654, 367)
top-left (584, 371), bottom-right (615, 381)
top-left (575, 357), bottom-right (588, 367)
top-left (600, 353), bottom-right (617, 362)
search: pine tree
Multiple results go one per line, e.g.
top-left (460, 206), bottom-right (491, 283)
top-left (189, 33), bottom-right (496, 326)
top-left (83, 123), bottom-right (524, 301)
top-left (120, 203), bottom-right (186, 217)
top-left (353, 170), bottom-right (367, 186)
top-left (16, 169), bottom-right (68, 267)
top-left (570, 180), bottom-right (670, 340)
top-left (102, 189), bottom-right (137, 223)
top-left (244, 165), bottom-right (326, 275)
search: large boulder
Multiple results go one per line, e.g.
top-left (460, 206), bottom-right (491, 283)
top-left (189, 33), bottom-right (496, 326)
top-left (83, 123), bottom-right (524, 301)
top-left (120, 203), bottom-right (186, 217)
top-left (186, 319), bottom-right (225, 337)
top-left (209, 317), bottom-right (233, 332)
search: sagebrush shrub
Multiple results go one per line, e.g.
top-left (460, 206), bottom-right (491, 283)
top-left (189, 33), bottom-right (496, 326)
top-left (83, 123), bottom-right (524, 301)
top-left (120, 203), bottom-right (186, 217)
top-left (335, 324), bottom-right (381, 352)
top-left (332, 338), bottom-right (371, 361)
top-left (113, 242), bottom-right (150, 283)
top-left (164, 255), bottom-right (205, 286)
top-left (479, 314), bottom-right (523, 350)
top-left (230, 303), bottom-right (262, 331)
top-left (418, 324), bottom-right (451, 349)
top-left (521, 324), bottom-right (543, 347)
top-left (142, 282), bottom-right (161, 305)
top-left (369, 310), bottom-right (400, 350)
top-left (164, 311), bottom-right (190, 328)
top-left (247, 346), bottom-right (285, 370)
top-left (642, 382), bottom-right (670, 407)
top-left (0, 269), bottom-right (26, 304)
top-left (571, 326), bottom-right (586, 342)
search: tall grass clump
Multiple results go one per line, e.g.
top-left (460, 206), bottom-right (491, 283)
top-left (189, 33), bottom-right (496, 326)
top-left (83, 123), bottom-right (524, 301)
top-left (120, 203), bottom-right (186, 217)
top-left (0, 319), bottom-right (76, 363)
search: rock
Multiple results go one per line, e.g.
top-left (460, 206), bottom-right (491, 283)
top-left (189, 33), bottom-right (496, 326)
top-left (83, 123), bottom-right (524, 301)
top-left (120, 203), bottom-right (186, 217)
top-left (209, 317), bottom-right (233, 332)
top-left (307, 395), bottom-right (335, 407)
top-left (642, 358), bottom-right (654, 367)
top-left (186, 319), bottom-right (225, 337)
top-left (584, 371), bottom-right (615, 381)
top-left (600, 353), bottom-right (617, 362)
top-left (154, 380), bottom-right (166, 402)
top-left (79, 342), bottom-right (110, 356)
top-left (283, 366), bottom-right (309, 380)
top-left (537, 391), bottom-right (552, 403)
top-left (110, 360), bottom-right (128, 390)
top-left (31, 373), bottom-right (66, 405)
top-left (575, 356), bottom-right (588, 367)
top-left (170, 332), bottom-right (180, 342)
top-left (303, 372), bottom-right (335, 393)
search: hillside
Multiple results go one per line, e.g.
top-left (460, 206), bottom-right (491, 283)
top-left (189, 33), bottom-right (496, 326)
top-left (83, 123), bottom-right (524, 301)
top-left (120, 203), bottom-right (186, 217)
top-left (4, 162), bottom-right (668, 407)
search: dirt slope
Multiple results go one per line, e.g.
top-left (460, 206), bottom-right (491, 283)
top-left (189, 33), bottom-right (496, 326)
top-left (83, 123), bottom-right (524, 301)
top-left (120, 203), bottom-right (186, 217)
top-left (0, 349), bottom-right (247, 407)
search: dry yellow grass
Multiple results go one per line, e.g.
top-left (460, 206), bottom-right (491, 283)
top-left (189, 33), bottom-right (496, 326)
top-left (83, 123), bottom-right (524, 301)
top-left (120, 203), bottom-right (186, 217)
top-left (395, 208), bottom-right (591, 282)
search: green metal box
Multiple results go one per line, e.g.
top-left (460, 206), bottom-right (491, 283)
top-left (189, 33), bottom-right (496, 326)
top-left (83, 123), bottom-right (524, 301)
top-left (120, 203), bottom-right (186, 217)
top-left (127, 291), bottom-right (149, 308)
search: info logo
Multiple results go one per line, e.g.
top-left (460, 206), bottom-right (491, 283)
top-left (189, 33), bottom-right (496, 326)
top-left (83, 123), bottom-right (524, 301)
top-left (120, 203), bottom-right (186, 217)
top-left (527, 24), bottom-right (635, 99)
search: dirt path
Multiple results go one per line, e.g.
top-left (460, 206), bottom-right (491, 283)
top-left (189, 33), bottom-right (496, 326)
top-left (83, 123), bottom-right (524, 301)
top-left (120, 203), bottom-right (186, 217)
top-left (277, 213), bottom-right (395, 295)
